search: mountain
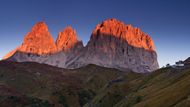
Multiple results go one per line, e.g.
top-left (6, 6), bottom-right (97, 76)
top-left (4, 18), bottom-right (159, 73)
top-left (3, 22), bottom-right (57, 59)
top-left (3, 22), bottom-right (63, 67)
top-left (67, 19), bottom-right (159, 72)
top-left (0, 58), bottom-right (189, 107)
top-left (19, 22), bottom-right (57, 54)
top-left (4, 24), bottom-right (83, 68)
top-left (56, 26), bottom-right (83, 52)
top-left (55, 26), bottom-right (84, 67)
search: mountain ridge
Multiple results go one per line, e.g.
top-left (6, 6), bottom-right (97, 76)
top-left (3, 18), bottom-right (159, 73)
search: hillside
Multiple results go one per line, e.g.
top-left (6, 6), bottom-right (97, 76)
top-left (0, 61), bottom-right (189, 107)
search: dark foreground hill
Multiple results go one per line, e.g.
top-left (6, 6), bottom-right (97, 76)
top-left (0, 61), bottom-right (189, 107)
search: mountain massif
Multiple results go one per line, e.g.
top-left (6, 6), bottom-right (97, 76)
top-left (3, 18), bottom-right (159, 73)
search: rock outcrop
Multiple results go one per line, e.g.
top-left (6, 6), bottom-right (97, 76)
top-left (19, 22), bottom-right (57, 54)
top-left (91, 19), bottom-right (155, 51)
top-left (184, 57), bottom-right (190, 66)
top-left (4, 19), bottom-right (159, 73)
top-left (55, 26), bottom-right (84, 67)
top-left (3, 22), bottom-right (61, 67)
top-left (56, 26), bottom-right (83, 52)
top-left (3, 22), bottom-right (57, 59)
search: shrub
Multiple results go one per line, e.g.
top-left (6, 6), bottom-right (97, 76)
top-left (78, 90), bottom-right (94, 106)
top-left (136, 96), bottom-right (142, 103)
top-left (59, 95), bottom-right (69, 107)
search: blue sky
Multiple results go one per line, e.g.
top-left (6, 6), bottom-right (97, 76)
top-left (0, 0), bottom-right (190, 67)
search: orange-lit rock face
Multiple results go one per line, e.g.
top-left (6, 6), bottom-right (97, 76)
top-left (56, 26), bottom-right (79, 52)
top-left (92, 18), bottom-right (155, 51)
top-left (3, 48), bottom-right (18, 60)
top-left (18, 22), bottom-right (57, 55)
top-left (3, 19), bottom-right (158, 72)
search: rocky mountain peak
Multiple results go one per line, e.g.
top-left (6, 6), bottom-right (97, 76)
top-left (31, 22), bottom-right (49, 32)
top-left (74, 18), bottom-right (159, 72)
top-left (18, 21), bottom-right (57, 55)
top-left (56, 26), bottom-right (83, 52)
top-left (91, 18), bottom-right (155, 51)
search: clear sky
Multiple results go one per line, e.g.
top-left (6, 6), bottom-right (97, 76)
top-left (0, 0), bottom-right (190, 67)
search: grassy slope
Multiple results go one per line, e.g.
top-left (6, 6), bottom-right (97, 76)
top-left (0, 61), bottom-right (190, 107)
top-left (0, 61), bottom-right (125, 107)
top-left (113, 67), bottom-right (190, 107)
top-left (83, 67), bottom-right (190, 107)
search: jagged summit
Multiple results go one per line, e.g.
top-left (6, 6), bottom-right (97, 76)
top-left (4, 22), bottom-right (83, 59)
top-left (3, 22), bottom-right (57, 59)
top-left (56, 26), bottom-right (83, 52)
top-left (19, 21), bottom-right (57, 55)
top-left (31, 22), bottom-right (49, 32)
top-left (91, 18), bottom-right (155, 51)
top-left (69, 18), bottom-right (159, 72)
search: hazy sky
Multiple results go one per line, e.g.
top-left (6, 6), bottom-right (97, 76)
top-left (0, 0), bottom-right (190, 67)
